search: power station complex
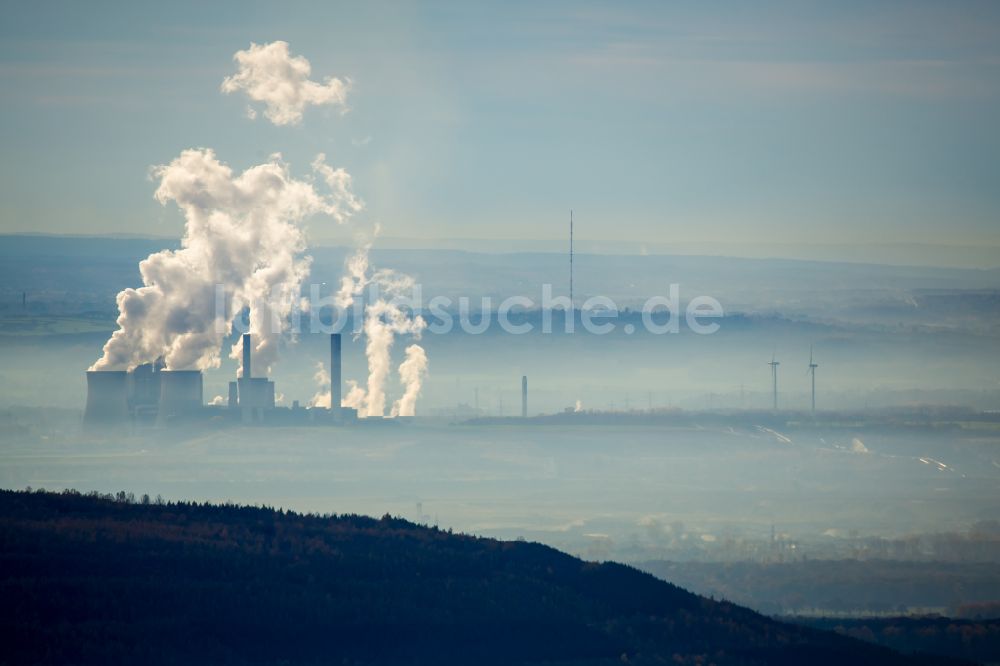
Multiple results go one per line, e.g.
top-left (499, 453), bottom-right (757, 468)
top-left (84, 333), bottom-right (356, 427)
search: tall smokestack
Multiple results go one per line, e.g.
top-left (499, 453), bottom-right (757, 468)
top-left (242, 333), bottom-right (251, 379)
top-left (330, 333), bottom-right (342, 410)
top-left (521, 375), bottom-right (527, 418)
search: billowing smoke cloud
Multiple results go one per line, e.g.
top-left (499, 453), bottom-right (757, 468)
top-left (91, 149), bottom-right (361, 373)
top-left (391, 344), bottom-right (428, 417)
top-left (222, 41), bottom-right (350, 126)
top-left (103, 40), bottom-right (426, 414)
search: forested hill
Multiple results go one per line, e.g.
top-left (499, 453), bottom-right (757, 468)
top-left (0, 490), bottom-right (965, 665)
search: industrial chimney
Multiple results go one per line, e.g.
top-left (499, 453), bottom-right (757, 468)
top-left (157, 370), bottom-right (203, 424)
top-left (331, 333), bottom-right (342, 411)
top-left (84, 370), bottom-right (130, 425)
top-left (236, 333), bottom-right (274, 423)
top-left (521, 375), bottom-right (528, 418)
top-left (242, 333), bottom-right (251, 379)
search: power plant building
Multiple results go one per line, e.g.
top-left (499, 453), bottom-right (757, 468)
top-left (129, 361), bottom-right (163, 424)
top-left (236, 333), bottom-right (275, 423)
top-left (84, 332), bottom-right (357, 428)
top-left (85, 365), bottom-right (204, 427)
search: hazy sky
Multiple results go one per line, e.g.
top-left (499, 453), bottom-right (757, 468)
top-left (2, 1), bottom-right (999, 254)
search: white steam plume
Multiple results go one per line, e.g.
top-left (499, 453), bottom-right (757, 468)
top-left (327, 238), bottom-right (429, 417)
top-left (309, 361), bottom-right (331, 408)
top-left (343, 379), bottom-right (367, 411)
top-left (336, 242), bottom-right (372, 310)
top-left (90, 149), bottom-right (361, 373)
top-left (312, 154), bottom-right (364, 222)
top-left (391, 344), bottom-right (428, 417)
top-left (359, 295), bottom-right (426, 417)
top-left (222, 41), bottom-right (350, 126)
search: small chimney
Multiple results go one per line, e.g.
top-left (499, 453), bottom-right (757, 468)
top-left (521, 375), bottom-right (528, 418)
top-left (242, 333), bottom-right (251, 379)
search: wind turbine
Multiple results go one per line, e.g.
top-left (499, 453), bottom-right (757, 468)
top-left (768, 353), bottom-right (780, 410)
top-left (807, 346), bottom-right (819, 413)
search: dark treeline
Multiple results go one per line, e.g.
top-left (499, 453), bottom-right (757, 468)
top-left (793, 616), bottom-right (1000, 665)
top-left (0, 489), bottom-right (971, 665)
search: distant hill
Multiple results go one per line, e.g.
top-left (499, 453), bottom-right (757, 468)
top-left (639, 559), bottom-right (1000, 617)
top-left (793, 616), bottom-right (1000, 665)
top-left (3, 234), bottom-right (1000, 313)
top-left (0, 489), bottom-right (965, 665)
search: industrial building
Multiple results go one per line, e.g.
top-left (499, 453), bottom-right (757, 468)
top-left (84, 333), bottom-right (356, 428)
top-left (231, 333), bottom-right (275, 423)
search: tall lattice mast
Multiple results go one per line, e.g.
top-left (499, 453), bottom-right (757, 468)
top-left (569, 210), bottom-right (574, 308)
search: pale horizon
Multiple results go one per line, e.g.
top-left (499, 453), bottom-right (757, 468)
top-left (2, 1), bottom-right (999, 265)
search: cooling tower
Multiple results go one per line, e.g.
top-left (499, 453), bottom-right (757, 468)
top-left (157, 370), bottom-right (203, 424)
top-left (84, 370), bottom-right (129, 425)
top-left (331, 333), bottom-right (342, 411)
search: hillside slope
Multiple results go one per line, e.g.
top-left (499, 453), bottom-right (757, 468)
top-left (0, 489), bottom-right (965, 665)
